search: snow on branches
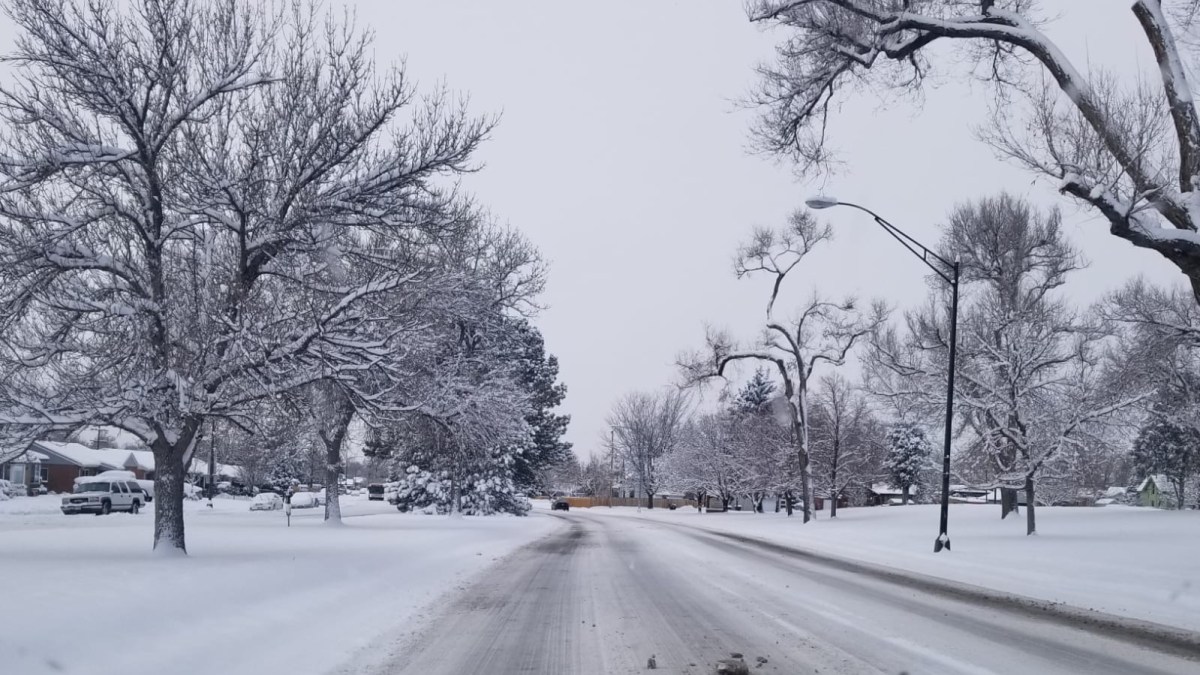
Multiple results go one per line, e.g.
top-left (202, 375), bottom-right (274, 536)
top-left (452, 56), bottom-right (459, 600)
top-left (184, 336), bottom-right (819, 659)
top-left (751, 0), bottom-right (1200, 303)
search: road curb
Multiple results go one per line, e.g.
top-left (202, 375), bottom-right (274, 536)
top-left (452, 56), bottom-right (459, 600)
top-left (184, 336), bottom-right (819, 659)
top-left (636, 515), bottom-right (1200, 661)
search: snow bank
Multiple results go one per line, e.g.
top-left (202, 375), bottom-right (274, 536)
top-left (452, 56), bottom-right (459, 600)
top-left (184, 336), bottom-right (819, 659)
top-left (0, 494), bottom-right (561, 675)
top-left (576, 503), bottom-right (1200, 632)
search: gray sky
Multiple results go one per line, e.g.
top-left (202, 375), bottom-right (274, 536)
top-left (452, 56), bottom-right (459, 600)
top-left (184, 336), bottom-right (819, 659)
top-left (363, 0), bottom-right (1184, 458)
top-left (0, 2), bottom-right (1180, 458)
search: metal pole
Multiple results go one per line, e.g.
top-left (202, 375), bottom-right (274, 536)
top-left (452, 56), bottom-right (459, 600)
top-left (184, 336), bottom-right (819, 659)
top-left (934, 261), bottom-right (960, 553)
top-left (609, 430), bottom-right (614, 507)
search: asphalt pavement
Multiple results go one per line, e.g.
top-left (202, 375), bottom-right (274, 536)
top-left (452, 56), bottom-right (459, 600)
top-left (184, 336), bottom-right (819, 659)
top-left (380, 510), bottom-right (1199, 675)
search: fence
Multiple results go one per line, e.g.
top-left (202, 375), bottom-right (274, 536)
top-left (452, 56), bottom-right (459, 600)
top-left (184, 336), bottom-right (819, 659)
top-left (563, 496), bottom-right (698, 509)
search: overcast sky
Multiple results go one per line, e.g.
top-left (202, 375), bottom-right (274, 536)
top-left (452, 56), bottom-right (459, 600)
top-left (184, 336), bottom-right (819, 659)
top-left (0, 2), bottom-right (1180, 458)
top-left (355, 0), bottom-right (1186, 458)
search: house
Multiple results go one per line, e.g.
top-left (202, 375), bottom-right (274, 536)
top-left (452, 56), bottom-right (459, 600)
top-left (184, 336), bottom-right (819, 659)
top-left (188, 459), bottom-right (242, 489)
top-left (0, 441), bottom-right (131, 493)
top-left (869, 483), bottom-right (918, 506)
top-left (121, 450), bottom-right (156, 479)
top-left (1135, 475), bottom-right (1170, 508)
top-left (949, 485), bottom-right (990, 503)
top-left (0, 446), bottom-right (51, 492)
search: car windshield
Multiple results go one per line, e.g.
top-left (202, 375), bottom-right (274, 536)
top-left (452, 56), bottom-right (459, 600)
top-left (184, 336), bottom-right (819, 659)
top-left (75, 482), bottom-right (110, 493)
top-left (367, 485), bottom-right (384, 494)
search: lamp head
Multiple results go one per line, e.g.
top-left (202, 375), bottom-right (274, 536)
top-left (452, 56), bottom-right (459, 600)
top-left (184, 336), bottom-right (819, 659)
top-left (805, 196), bottom-right (839, 210)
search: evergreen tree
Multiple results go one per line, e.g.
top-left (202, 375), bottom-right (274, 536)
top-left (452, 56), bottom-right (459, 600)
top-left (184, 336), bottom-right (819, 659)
top-left (1133, 419), bottom-right (1200, 510)
top-left (734, 368), bottom-right (776, 415)
top-left (504, 320), bottom-right (572, 490)
top-left (885, 424), bottom-right (932, 505)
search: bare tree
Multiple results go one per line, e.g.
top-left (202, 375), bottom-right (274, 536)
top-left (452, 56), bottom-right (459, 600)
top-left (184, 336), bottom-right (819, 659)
top-left (870, 194), bottom-right (1144, 534)
top-left (681, 211), bottom-right (885, 522)
top-left (808, 374), bottom-right (877, 517)
top-left (607, 389), bottom-right (690, 509)
top-left (750, 0), bottom-right (1200, 303)
top-left (0, 1), bottom-right (494, 552)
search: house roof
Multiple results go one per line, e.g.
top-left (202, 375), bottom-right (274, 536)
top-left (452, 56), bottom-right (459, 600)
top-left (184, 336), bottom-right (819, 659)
top-left (0, 448), bottom-right (49, 464)
top-left (188, 459), bottom-right (241, 479)
top-left (870, 483), bottom-right (913, 496)
top-left (1136, 475), bottom-right (1170, 492)
top-left (122, 450), bottom-right (155, 472)
top-left (32, 442), bottom-right (128, 469)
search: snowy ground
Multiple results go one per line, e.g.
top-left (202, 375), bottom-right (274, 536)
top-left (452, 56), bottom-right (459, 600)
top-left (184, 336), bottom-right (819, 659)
top-left (0, 494), bottom-right (560, 675)
top-left (574, 502), bottom-right (1200, 632)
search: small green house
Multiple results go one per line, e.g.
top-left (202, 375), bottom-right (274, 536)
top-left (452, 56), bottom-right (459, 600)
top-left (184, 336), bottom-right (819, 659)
top-left (1135, 475), bottom-right (1168, 508)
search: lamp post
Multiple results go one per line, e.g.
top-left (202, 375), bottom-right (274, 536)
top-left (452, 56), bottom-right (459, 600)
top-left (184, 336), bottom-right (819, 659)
top-left (806, 196), bottom-right (959, 553)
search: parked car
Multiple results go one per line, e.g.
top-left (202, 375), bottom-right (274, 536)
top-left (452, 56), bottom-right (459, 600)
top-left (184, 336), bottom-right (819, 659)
top-left (552, 499), bottom-right (570, 511)
top-left (288, 491), bottom-right (318, 509)
top-left (250, 493), bottom-right (283, 511)
top-left (314, 488), bottom-right (326, 506)
top-left (367, 483), bottom-right (385, 501)
top-left (62, 478), bottom-right (144, 515)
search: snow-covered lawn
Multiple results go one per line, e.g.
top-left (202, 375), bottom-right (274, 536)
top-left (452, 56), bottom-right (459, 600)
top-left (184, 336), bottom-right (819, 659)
top-left (579, 503), bottom-right (1200, 632)
top-left (0, 494), bottom-right (561, 675)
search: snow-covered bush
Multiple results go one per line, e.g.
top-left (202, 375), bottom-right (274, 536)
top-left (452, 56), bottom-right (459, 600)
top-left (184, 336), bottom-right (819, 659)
top-left (393, 464), bottom-right (530, 516)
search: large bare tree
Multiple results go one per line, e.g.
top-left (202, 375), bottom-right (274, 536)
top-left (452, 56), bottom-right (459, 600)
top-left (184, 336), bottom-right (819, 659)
top-left (870, 194), bottom-right (1144, 533)
top-left (681, 211), bottom-right (885, 521)
top-left (607, 389), bottom-right (690, 509)
top-left (750, 0), bottom-right (1200, 303)
top-left (0, 0), bottom-right (493, 552)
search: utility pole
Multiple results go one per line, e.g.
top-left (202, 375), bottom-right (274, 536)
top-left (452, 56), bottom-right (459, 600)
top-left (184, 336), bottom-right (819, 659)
top-left (608, 430), bottom-right (614, 507)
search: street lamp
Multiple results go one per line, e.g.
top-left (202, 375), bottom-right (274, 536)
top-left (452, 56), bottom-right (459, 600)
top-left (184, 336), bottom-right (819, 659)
top-left (806, 196), bottom-right (960, 553)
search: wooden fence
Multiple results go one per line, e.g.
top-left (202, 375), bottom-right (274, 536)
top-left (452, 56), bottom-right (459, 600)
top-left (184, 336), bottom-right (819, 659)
top-left (563, 496), bottom-right (698, 509)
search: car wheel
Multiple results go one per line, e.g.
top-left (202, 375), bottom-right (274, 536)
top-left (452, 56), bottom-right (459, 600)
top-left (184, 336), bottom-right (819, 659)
top-left (100, 501), bottom-right (111, 515)
top-left (130, 501), bottom-right (140, 514)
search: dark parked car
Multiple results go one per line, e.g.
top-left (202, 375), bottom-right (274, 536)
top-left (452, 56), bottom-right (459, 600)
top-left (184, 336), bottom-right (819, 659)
top-left (551, 499), bottom-right (570, 511)
top-left (367, 483), bottom-right (385, 501)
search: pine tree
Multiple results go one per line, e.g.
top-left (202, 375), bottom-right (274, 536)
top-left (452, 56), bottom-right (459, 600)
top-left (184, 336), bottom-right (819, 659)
top-left (1133, 420), bottom-right (1200, 510)
top-left (504, 319), bottom-right (572, 490)
top-left (885, 424), bottom-right (932, 505)
top-left (734, 368), bottom-right (776, 415)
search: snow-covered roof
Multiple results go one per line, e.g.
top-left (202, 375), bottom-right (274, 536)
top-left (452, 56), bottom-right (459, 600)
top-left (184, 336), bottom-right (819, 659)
top-left (122, 450), bottom-right (155, 471)
top-left (32, 442), bottom-right (127, 469)
top-left (1136, 475), bottom-right (1169, 492)
top-left (0, 448), bottom-right (49, 464)
top-left (870, 483), bottom-right (913, 496)
top-left (189, 459), bottom-right (242, 479)
top-left (1103, 486), bottom-right (1128, 498)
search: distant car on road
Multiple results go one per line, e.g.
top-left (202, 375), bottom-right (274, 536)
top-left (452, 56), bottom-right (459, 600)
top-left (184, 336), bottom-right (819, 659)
top-left (367, 483), bottom-right (385, 501)
top-left (250, 493), bottom-right (283, 511)
top-left (552, 499), bottom-right (570, 511)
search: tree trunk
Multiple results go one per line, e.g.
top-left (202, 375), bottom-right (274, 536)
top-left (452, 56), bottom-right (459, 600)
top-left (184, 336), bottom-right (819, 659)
top-left (323, 438), bottom-right (344, 525)
top-left (152, 450), bottom-right (188, 554)
top-left (1001, 487), bottom-right (1019, 519)
top-left (902, 485), bottom-right (910, 506)
top-left (830, 489), bottom-right (839, 518)
top-left (1025, 476), bottom-right (1037, 536)
top-left (783, 490), bottom-right (793, 516)
top-left (646, 490), bottom-right (654, 509)
top-left (313, 381), bottom-right (355, 526)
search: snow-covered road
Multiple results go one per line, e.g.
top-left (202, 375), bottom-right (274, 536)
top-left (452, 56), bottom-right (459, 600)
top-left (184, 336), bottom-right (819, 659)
top-left (381, 510), bottom-right (1199, 675)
